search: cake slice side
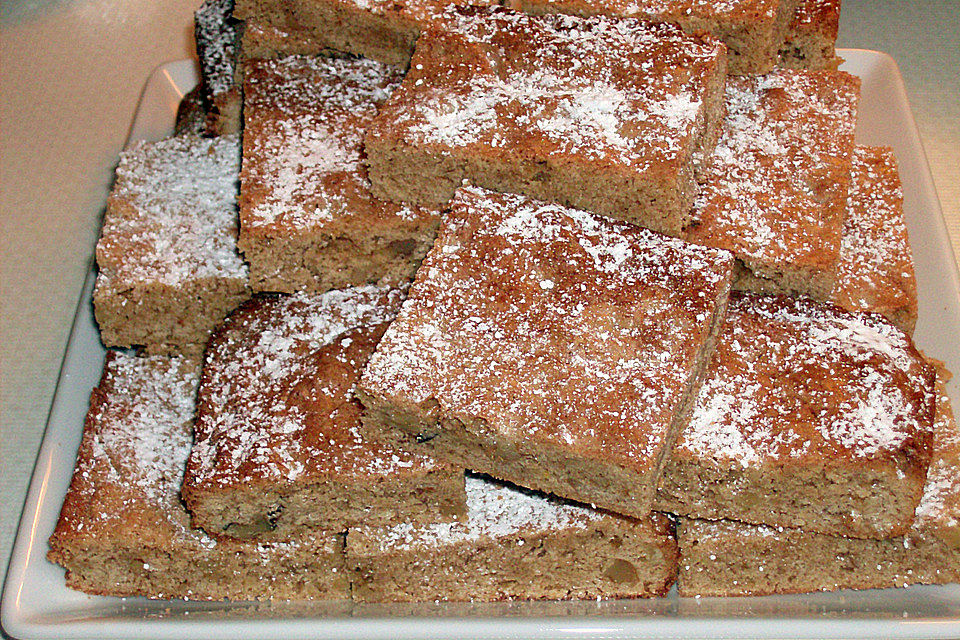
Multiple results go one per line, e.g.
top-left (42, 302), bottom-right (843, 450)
top-left (348, 475), bottom-right (678, 601)
top-left (358, 186), bottom-right (735, 519)
top-left (181, 285), bottom-right (465, 540)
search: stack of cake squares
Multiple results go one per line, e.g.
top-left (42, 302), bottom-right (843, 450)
top-left (48, 0), bottom-right (959, 604)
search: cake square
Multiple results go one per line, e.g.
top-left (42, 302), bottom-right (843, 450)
top-left (358, 186), bottom-right (736, 519)
top-left (182, 284), bottom-right (465, 540)
top-left (778, 0), bottom-right (841, 70)
top-left (348, 474), bottom-right (679, 601)
top-left (831, 146), bottom-right (918, 335)
top-left (364, 7), bottom-right (728, 237)
top-left (656, 292), bottom-right (937, 539)
top-left (233, 0), bottom-right (499, 67)
top-left (47, 351), bottom-right (348, 600)
top-left (238, 55), bottom-right (440, 294)
top-left (677, 365), bottom-right (960, 596)
top-left (93, 134), bottom-right (250, 356)
top-left (683, 69), bottom-right (859, 300)
top-left (517, 0), bottom-right (799, 74)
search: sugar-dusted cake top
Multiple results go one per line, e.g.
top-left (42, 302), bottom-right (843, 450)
top-left (185, 284), bottom-right (447, 490)
top-left (240, 55), bottom-right (430, 231)
top-left (831, 146), bottom-right (917, 330)
top-left (354, 475), bottom-right (604, 551)
top-left (685, 364), bottom-right (958, 545)
top-left (788, 0), bottom-right (840, 35)
top-left (370, 7), bottom-right (726, 169)
top-left (676, 293), bottom-right (936, 468)
top-left (95, 134), bottom-right (247, 290)
top-left (684, 69), bottom-right (859, 292)
top-left (361, 186), bottom-right (735, 473)
top-left (49, 352), bottom-right (331, 555)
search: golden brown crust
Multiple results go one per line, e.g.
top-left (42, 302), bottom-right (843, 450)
top-left (239, 55), bottom-right (440, 294)
top-left (678, 369), bottom-right (959, 596)
top-left (93, 135), bottom-right (250, 356)
top-left (657, 292), bottom-right (937, 539)
top-left (364, 7), bottom-right (728, 237)
top-left (348, 475), bottom-right (679, 601)
top-left (518, 0), bottom-right (799, 74)
top-left (47, 351), bottom-right (347, 600)
top-left (234, 0), bottom-right (500, 67)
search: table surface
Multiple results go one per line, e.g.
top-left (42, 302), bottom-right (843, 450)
top-left (1, 0), bottom-right (958, 606)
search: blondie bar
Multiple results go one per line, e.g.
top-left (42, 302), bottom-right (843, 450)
top-left (239, 55), bottom-right (439, 294)
top-left (656, 292), bottom-right (937, 539)
top-left (47, 352), bottom-right (348, 600)
top-left (195, 0), bottom-right (244, 134)
top-left (348, 475), bottom-right (678, 601)
top-left (233, 0), bottom-right (500, 67)
top-left (365, 7), bottom-right (728, 237)
top-left (93, 134), bottom-right (250, 356)
top-left (358, 187), bottom-right (735, 519)
top-left (684, 69), bottom-right (859, 299)
top-left (778, 0), bottom-right (841, 70)
top-left (677, 366), bottom-right (959, 596)
top-left (831, 146), bottom-right (918, 335)
top-left (518, 0), bottom-right (799, 74)
top-left (182, 285), bottom-right (465, 540)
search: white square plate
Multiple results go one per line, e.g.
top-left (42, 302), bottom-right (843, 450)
top-left (3, 51), bottom-right (960, 639)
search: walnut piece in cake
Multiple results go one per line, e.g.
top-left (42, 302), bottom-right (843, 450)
top-left (365, 7), bottom-right (728, 237)
top-left (778, 0), bottom-right (841, 70)
top-left (684, 69), bottom-right (859, 300)
top-left (182, 284), bottom-right (465, 540)
top-left (677, 365), bottom-right (960, 596)
top-left (656, 292), bottom-right (937, 539)
top-left (239, 56), bottom-right (439, 294)
top-left (93, 134), bottom-right (250, 356)
top-left (831, 146), bottom-right (918, 335)
top-left (358, 187), bottom-right (735, 520)
top-left (518, 0), bottom-right (799, 75)
top-left (47, 351), bottom-right (348, 600)
top-left (348, 475), bottom-right (678, 601)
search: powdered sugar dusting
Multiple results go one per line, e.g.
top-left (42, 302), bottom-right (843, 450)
top-left (685, 70), bottom-right (859, 287)
top-left (194, 0), bottom-right (239, 100)
top-left (376, 9), bottom-right (723, 169)
top-left (358, 475), bottom-right (602, 551)
top-left (95, 135), bottom-right (247, 290)
top-left (831, 146), bottom-right (917, 325)
top-left (678, 293), bottom-right (935, 465)
top-left (361, 187), bottom-right (734, 472)
top-left (913, 371), bottom-right (960, 537)
top-left (240, 55), bottom-right (428, 230)
top-left (57, 351), bottom-right (330, 561)
top-left (186, 284), bottom-right (443, 490)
